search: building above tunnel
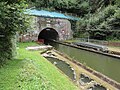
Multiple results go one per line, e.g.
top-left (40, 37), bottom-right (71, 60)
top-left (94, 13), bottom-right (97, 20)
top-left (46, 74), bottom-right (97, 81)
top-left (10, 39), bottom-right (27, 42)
top-left (19, 17), bottom-right (73, 42)
top-left (25, 9), bottom-right (80, 20)
top-left (19, 9), bottom-right (79, 42)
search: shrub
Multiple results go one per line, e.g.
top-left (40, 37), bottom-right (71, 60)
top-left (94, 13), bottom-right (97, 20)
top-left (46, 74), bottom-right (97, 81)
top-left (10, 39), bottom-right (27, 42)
top-left (0, 1), bottom-right (28, 65)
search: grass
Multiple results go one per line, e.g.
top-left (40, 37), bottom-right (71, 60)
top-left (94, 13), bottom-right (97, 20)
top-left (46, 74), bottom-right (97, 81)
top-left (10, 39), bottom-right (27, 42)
top-left (0, 42), bottom-right (79, 90)
top-left (108, 46), bottom-right (120, 52)
top-left (108, 40), bottom-right (120, 42)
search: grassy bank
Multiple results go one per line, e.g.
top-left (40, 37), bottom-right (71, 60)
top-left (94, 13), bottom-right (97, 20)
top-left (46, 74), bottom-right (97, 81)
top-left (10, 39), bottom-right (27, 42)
top-left (0, 42), bottom-right (79, 90)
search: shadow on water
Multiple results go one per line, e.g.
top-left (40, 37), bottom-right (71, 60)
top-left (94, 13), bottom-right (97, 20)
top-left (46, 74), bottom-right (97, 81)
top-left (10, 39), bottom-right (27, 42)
top-left (44, 39), bottom-right (59, 49)
top-left (87, 84), bottom-right (107, 90)
top-left (80, 73), bottom-right (107, 90)
top-left (46, 57), bottom-right (75, 80)
top-left (45, 40), bottom-right (120, 83)
top-left (80, 73), bottom-right (93, 83)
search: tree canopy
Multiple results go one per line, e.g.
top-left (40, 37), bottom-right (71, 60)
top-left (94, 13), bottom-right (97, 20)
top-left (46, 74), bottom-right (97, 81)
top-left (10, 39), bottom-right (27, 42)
top-left (0, 0), bottom-right (120, 64)
top-left (0, 0), bottom-right (28, 64)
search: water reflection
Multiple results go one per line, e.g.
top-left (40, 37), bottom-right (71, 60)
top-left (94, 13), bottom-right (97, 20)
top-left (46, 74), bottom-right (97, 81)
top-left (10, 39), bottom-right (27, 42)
top-left (47, 41), bottom-right (120, 83)
top-left (46, 57), bottom-right (75, 80)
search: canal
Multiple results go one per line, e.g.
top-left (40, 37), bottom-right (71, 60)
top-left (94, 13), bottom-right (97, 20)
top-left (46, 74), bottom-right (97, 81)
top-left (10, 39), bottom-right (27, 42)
top-left (49, 42), bottom-right (120, 83)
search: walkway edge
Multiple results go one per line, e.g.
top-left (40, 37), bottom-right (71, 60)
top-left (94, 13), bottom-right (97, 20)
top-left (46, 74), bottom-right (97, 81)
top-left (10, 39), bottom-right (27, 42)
top-left (53, 40), bottom-right (120, 59)
top-left (52, 41), bottom-right (120, 89)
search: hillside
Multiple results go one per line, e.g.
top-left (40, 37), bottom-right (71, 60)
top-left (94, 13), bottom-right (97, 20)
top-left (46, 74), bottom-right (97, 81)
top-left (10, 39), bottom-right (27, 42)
top-left (0, 42), bottom-right (79, 90)
top-left (28, 0), bottom-right (120, 40)
top-left (76, 3), bottom-right (120, 40)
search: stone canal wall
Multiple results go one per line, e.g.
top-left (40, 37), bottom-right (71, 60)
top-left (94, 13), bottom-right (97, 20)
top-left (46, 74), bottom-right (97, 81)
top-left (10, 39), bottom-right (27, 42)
top-left (107, 42), bottom-right (120, 47)
top-left (53, 49), bottom-right (120, 89)
top-left (53, 40), bottom-right (120, 59)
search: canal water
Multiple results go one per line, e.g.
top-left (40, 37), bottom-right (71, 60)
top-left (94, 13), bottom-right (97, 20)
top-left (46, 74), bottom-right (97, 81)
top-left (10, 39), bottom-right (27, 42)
top-left (46, 57), bottom-right (74, 80)
top-left (49, 42), bottom-right (120, 83)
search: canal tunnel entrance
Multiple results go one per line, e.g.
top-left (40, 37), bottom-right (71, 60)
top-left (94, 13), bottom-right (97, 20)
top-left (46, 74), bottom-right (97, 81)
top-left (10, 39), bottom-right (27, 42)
top-left (38, 28), bottom-right (59, 44)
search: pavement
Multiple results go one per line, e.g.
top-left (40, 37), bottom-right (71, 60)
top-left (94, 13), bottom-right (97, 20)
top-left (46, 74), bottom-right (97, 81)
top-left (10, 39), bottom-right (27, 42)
top-left (108, 46), bottom-right (120, 53)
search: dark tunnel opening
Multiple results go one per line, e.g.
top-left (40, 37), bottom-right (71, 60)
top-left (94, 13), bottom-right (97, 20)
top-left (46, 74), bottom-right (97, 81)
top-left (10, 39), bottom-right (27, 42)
top-left (38, 28), bottom-right (59, 44)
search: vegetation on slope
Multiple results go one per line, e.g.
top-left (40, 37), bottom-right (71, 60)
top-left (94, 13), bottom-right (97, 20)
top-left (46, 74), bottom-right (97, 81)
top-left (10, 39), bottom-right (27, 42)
top-left (76, 5), bottom-right (120, 40)
top-left (27, 0), bottom-right (119, 16)
top-left (28, 0), bottom-right (120, 40)
top-left (0, 0), bottom-right (29, 64)
top-left (0, 42), bottom-right (79, 90)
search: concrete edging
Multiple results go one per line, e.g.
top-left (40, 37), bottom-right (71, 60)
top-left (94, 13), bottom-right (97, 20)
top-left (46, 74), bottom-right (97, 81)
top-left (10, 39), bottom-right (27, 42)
top-left (53, 48), bottom-right (120, 89)
top-left (53, 40), bottom-right (120, 59)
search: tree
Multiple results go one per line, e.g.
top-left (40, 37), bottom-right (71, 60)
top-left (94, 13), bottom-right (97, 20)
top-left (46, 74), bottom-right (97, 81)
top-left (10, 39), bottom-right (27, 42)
top-left (0, 0), bottom-right (28, 65)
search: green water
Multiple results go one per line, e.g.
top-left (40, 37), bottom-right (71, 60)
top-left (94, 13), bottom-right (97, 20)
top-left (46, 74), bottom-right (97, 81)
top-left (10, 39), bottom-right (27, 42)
top-left (88, 85), bottom-right (106, 90)
top-left (53, 43), bottom-right (120, 83)
top-left (80, 74), bottom-right (92, 83)
top-left (46, 57), bottom-right (74, 80)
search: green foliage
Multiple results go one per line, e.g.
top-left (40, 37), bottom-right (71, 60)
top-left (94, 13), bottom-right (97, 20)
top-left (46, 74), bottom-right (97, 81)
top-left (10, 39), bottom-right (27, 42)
top-left (27, 0), bottom-right (119, 40)
top-left (114, 9), bottom-right (120, 18)
top-left (0, 0), bottom-right (20, 4)
top-left (115, 0), bottom-right (120, 7)
top-left (0, 42), bottom-right (78, 90)
top-left (76, 4), bottom-right (120, 40)
top-left (29, 0), bottom-right (117, 16)
top-left (28, 0), bottom-right (119, 40)
top-left (0, 1), bottom-right (28, 35)
top-left (0, 1), bottom-right (28, 64)
top-left (0, 35), bottom-right (16, 65)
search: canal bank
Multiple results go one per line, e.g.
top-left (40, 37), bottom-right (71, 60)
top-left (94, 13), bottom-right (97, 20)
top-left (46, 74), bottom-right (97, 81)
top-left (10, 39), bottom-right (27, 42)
top-left (0, 42), bottom-right (80, 90)
top-left (45, 40), bottom-right (120, 85)
top-left (53, 40), bottom-right (120, 59)
top-left (42, 49), bottom-right (119, 90)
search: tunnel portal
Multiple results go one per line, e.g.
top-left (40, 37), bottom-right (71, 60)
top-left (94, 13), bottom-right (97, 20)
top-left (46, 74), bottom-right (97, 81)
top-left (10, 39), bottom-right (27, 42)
top-left (38, 28), bottom-right (59, 42)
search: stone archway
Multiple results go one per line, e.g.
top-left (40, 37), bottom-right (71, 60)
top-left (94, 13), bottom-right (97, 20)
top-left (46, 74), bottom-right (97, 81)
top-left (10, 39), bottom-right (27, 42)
top-left (19, 17), bottom-right (73, 42)
top-left (38, 27), bottom-right (59, 41)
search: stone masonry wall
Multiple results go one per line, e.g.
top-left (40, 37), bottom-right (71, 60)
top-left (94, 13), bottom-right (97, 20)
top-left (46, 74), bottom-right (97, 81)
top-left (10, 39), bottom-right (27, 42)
top-left (19, 16), bottom-right (73, 42)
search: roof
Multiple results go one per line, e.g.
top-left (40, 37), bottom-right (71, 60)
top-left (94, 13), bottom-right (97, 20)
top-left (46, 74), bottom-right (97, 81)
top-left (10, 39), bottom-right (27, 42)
top-left (25, 9), bottom-right (80, 20)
